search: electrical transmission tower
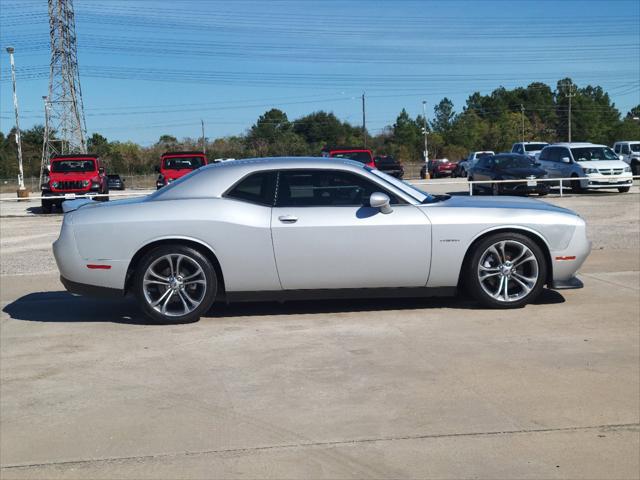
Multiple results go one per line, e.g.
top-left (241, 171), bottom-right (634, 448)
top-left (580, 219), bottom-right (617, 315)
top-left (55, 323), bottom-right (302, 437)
top-left (41, 0), bottom-right (87, 177)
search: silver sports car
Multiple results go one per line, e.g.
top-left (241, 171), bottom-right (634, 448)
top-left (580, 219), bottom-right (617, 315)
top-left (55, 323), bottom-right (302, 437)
top-left (53, 157), bottom-right (591, 323)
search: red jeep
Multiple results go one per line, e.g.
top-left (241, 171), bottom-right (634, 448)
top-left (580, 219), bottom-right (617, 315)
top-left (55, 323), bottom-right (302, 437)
top-left (321, 147), bottom-right (376, 168)
top-left (41, 154), bottom-right (109, 213)
top-left (156, 151), bottom-right (208, 189)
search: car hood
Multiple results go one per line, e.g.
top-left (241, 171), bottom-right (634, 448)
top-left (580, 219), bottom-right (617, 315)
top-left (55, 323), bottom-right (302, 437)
top-left (498, 167), bottom-right (546, 178)
top-left (576, 160), bottom-right (628, 170)
top-left (424, 195), bottom-right (577, 215)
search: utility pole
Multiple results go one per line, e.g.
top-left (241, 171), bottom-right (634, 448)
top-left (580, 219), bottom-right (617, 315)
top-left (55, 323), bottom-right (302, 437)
top-left (42, 0), bottom-right (88, 174)
top-left (201, 119), bottom-right (206, 154)
top-left (564, 82), bottom-right (576, 142)
top-left (40, 96), bottom-right (51, 188)
top-left (520, 104), bottom-right (525, 142)
top-left (6, 46), bottom-right (26, 195)
top-left (362, 93), bottom-right (367, 148)
top-left (422, 100), bottom-right (429, 165)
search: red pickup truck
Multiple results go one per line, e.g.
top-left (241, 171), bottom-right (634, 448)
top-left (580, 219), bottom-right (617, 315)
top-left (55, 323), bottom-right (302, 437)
top-left (156, 151), bottom-right (208, 189)
top-left (41, 154), bottom-right (109, 213)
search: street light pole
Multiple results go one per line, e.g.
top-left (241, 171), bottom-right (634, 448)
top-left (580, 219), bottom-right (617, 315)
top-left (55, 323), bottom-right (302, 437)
top-left (6, 46), bottom-right (26, 194)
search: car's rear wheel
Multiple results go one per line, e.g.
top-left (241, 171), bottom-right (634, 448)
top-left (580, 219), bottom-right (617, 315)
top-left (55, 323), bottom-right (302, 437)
top-left (631, 161), bottom-right (639, 176)
top-left (618, 187), bottom-right (630, 193)
top-left (134, 245), bottom-right (217, 324)
top-left (465, 233), bottom-right (547, 309)
top-left (41, 201), bottom-right (52, 214)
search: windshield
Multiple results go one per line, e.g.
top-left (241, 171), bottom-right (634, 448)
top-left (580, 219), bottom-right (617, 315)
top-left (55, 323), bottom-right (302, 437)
top-left (524, 143), bottom-right (547, 152)
top-left (368, 168), bottom-right (432, 203)
top-left (162, 156), bottom-right (205, 170)
top-left (495, 156), bottom-right (534, 169)
top-left (630, 143), bottom-right (640, 152)
top-left (375, 156), bottom-right (397, 165)
top-left (330, 151), bottom-right (372, 163)
top-left (51, 159), bottom-right (96, 173)
top-left (570, 147), bottom-right (619, 161)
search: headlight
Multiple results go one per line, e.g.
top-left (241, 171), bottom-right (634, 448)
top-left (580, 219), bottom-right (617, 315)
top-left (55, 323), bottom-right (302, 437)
top-left (624, 166), bottom-right (631, 173)
top-left (82, 180), bottom-right (90, 187)
top-left (584, 168), bottom-right (598, 174)
top-left (52, 181), bottom-right (59, 188)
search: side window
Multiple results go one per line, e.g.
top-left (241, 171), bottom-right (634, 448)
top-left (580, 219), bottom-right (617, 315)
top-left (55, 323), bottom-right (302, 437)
top-left (559, 148), bottom-right (571, 161)
top-left (226, 171), bottom-right (277, 206)
top-left (621, 144), bottom-right (630, 154)
top-left (476, 157), bottom-right (489, 168)
top-left (276, 170), bottom-right (401, 207)
top-left (547, 147), bottom-right (560, 162)
top-left (538, 148), bottom-right (549, 161)
top-left (515, 145), bottom-right (523, 154)
top-left (614, 144), bottom-right (620, 153)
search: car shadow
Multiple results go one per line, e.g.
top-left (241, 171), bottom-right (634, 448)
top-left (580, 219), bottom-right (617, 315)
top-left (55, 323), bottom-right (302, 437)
top-left (2, 289), bottom-right (565, 324)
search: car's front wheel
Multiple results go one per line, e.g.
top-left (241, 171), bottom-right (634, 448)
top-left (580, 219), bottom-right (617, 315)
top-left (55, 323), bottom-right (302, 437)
top-left (134, 245), bottom-right (217, 323)
top-left (465, 233), bottom-right (547, 308)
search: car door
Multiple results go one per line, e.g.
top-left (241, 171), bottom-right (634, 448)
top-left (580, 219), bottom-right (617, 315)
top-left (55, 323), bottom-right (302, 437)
top-left (270, 169), bottom-right (431, 290)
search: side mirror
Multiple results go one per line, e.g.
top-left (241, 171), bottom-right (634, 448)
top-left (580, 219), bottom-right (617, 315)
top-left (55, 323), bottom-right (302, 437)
top-left (370, 192), bottom-right (393, 214)
top-left (154, 165), bottom-right (161, 173)
top-left (561, 157), bottom-right (571, 164)
top-left (619, 154), bottom-right (625, 161)
top-left (98, 166), bottom-right (105, 174)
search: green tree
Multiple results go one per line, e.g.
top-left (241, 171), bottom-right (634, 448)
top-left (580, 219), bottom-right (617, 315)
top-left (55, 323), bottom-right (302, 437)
top-left (431, 98), bottom-right (455, 138)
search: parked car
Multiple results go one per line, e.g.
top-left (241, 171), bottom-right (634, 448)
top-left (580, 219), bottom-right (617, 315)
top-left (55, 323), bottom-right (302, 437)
top-left (107, 174), bottom-right (125, 191)
top-left (321, 146), bottom-right (375, 168)
top-left (468, 153), bottom-right (549, 196)
top-left (613, 141), bottom-right (640, 175)
top-left (156, 151), bottom-right (208, 189)
top-left (455, 151), bottom-right (495, 177)
top-left (537, 143), bottom-right (633, 193)
top-left (428, 158), bottom-right (457, 178)
top-left (41, 154), bottom-right (109, 213)
top-left (511, 142), bottom-right (549, 160)
top-left (374, 155), bottom-right (404, 178)
top-left (54, 157), bottom-right (590, 324)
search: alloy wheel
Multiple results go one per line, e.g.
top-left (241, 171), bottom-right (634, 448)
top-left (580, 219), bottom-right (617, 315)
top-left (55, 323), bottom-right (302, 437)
top-left (142, 253), bottom-right (207, 317)
top-left (477, 240), bottom-right (539, 303)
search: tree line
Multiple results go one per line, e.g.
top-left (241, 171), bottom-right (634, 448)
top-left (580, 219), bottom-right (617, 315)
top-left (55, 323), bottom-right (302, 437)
top-left (1, 78), bottom-right (639, 179)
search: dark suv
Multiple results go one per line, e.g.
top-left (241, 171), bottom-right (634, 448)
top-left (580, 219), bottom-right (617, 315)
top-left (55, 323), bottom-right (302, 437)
top-left (373, 155), bottom-right (404, 178)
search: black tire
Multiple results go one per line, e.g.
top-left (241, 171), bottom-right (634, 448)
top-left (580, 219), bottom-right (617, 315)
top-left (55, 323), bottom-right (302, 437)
top-left (571, 175), bottom-right (584, 193)
top-left (538, 191), bottom-right (548, 197)
top-left (492, 182), bottom-right (500, 196)
top-left (41, 201), bottom-right (53, 214)
top-left (618, 187), bottom-right (630, 193)
top-left (631, 161), bottom-right (640, 176)
top-left (464, 232), bottom-right (547, 309)
top-left (469, 177), bottom-right (479, 196)
top-left (134, 245), bottom-right (217, 324)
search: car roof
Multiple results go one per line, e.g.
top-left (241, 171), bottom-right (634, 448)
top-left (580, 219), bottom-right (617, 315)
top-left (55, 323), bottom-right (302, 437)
top-left (614, 140), bottom-right (640, 144)
top-left (513, 142), bottom-right (548, 145)
top-left (152, 157), bottom-right (374, 202)
top-left (551, 142), bottom-right (607, 147)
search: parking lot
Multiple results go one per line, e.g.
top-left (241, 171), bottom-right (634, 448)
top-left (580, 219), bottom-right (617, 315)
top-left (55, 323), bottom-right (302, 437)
top-left (1, 180), bottom-right (639, 479)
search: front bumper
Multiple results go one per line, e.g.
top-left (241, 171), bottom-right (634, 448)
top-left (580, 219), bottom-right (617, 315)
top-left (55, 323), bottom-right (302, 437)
top-left (549, 217), bottom-right (591, 288)
top-left (583, 175), bottom-right (633, 189)
top-left (500, 181), bottom-right (549, 195)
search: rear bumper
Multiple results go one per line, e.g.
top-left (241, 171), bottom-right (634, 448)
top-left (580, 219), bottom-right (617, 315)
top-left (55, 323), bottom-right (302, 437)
top-left (60, 276), bottom-right (124, 298)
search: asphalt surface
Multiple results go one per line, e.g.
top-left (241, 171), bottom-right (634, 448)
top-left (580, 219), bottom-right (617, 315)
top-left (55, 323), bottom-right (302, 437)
top-left (1, 180), bottom-right (639, 479)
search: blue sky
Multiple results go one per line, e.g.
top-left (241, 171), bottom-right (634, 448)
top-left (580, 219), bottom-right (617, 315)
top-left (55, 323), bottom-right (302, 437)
top-left (1, 0), bottom-right (639, 146)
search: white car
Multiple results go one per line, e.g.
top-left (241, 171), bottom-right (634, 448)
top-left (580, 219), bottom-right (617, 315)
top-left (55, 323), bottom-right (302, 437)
top-left (511, 142), bottom-right (549, 160)
top-left (613, 141), bottom-right (640, 175)
top-left (53, 157), bottom-right (590, 324)
top-left (537, 143), bottom-right (633, 193)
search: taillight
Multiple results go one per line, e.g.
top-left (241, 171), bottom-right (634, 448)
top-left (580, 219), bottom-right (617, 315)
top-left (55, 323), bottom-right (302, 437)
top-left (367, 161), bottom-right (376, 168)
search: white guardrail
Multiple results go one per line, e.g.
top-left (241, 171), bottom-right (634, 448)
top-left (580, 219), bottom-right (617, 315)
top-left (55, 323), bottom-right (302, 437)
top-left (0, 176), bottom-right (638, 202)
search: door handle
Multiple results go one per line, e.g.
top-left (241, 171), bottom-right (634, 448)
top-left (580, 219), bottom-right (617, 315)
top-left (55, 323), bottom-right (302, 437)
top-left (278, 215), bottom-right (298, 223)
